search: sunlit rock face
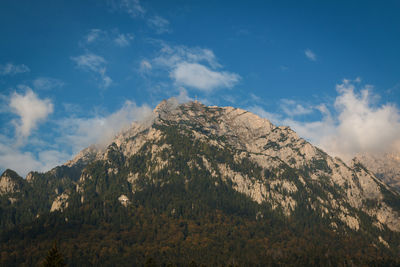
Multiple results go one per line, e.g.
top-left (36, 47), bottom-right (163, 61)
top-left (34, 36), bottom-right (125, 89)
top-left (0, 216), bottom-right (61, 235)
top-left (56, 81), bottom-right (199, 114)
top-left (0, 169), bottom-right (23, 195)
top-left (355, 152), bottom-right (400, 192)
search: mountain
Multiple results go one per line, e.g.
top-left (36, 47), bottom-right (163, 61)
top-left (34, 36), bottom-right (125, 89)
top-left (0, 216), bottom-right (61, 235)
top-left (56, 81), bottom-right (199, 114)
top-left (355, 152), bottom-right (400, 192)
top-left (1, 100), bottom-right (400, 266)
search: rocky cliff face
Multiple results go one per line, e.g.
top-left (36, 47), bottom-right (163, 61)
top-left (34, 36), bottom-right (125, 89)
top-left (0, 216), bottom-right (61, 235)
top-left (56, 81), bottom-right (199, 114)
top-left (356, 152), bottom-right (400, 192)
top-left (0, 169), bottom-right (23, 195)
top-left (67, 100), bottom-right (400, 235)
top-left (2, 100), bottom-right (400, 252)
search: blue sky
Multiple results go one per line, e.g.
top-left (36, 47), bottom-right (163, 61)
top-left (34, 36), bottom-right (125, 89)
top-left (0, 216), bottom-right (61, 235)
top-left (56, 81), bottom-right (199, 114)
top-left (1, 0), bottom-right (400, 176)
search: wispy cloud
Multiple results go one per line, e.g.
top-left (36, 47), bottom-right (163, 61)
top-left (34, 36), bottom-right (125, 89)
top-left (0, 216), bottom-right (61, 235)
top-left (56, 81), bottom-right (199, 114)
top-left (85, 29), bottom-right (103, 43)
top-left (154, 44), bottom-right (221, 69)
top-left (33, 77), bottom-right (64, 90)
top-left (83, 29), bottom-right (134, 47)
top-left (8, 88), bottom-right (53, 142)
top-left (0, 63), bottom-right (30, 75)
top-left (72, 53), bottom-right (106, 72)
top-left (304, 49), bottom-right (317, 61)
top-left (139, 59), bottom-right (152, 74)
top-left (71, 53), bottom-right (112, 88)
top-left (147, 16), bottom-right (171, 34)
top-left (114, 0), bottom-right (146, 17)
top-left (280, 99), bottom-right (313, 117)
top-left (114, 33), bottom-right (134, 47)
top-left (109, 1), bottom-right (172, 35)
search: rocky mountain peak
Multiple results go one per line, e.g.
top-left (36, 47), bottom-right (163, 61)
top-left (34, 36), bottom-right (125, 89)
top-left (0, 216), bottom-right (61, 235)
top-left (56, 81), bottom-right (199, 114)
top-left (2, 99), bottom-right (400, 265)
top-left (71, 100), bottom-right (399, 234)
top-left (0, 169), bottom-right (23, 195)
top-left (11, 99), bottom-right (400, 236)
top-left (64, 145), bottom-right (100, 168)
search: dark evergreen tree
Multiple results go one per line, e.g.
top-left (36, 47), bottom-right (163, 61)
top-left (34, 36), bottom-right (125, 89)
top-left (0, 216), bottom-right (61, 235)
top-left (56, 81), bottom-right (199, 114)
top-left (42, 242), bottom-right (66, 267)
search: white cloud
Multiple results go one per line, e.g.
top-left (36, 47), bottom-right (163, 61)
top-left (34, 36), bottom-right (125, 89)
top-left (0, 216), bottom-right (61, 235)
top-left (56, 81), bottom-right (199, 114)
top-left (152, 44), bottom-right (240, 92)
top-left (114, 33), bottom-right (134, 47)
top-left (9, 89), bottom-right (53, 141)
top-left (305, 49), bottom-right (317, 61)
top-left (71, 53), bottom-right (112, 88)
top-left (251, 79), bottom-right (400, 161)
top-left (0, 139), bottom-right (72, 177)
top-left (0, 63), bottom-right (30, 75)
top-left (147, 16), bottom-right (171, 34)
top-left (171, 62), bottom-right (240, 92)
top-left (33, 77), bottom-right (64, 90)
top-left (0, 99), bottom-right (153, 176)
top-left (320, 81), bottom-right (400, 159)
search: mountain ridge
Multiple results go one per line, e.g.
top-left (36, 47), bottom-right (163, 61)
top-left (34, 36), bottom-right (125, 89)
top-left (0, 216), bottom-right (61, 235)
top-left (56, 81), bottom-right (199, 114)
top-left (3, 99), bottom-right (400, 231)
top-left (1, 99), bottom-right (400, 265)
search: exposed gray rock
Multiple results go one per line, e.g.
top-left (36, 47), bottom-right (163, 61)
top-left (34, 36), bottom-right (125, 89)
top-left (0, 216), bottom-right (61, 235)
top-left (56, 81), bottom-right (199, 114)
top-left (355, 152), bottom-right (400, 192)
top-left (0, 169), bottom-right (23, 195)
top-left (118, 194), bottom-right (130, 207)
top-left (50, 193), bottom-right (69, 212)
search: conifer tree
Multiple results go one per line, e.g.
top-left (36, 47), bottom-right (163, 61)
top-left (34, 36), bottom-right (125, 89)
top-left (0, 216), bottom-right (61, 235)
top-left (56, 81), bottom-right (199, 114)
top-left (42, 241), bottom-right (66, 267)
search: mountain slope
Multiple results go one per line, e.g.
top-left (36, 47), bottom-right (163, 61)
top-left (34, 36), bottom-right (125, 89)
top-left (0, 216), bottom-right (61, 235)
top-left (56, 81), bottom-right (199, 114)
top-left (356, 152), bottom-right (400, 192)
top-left (1, 100), bottom-right (400, 266)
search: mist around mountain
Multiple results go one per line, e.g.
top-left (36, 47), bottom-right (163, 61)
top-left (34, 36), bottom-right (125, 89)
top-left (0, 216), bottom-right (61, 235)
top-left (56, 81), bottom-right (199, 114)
top-left (1, 100), bottom-right (400, 266)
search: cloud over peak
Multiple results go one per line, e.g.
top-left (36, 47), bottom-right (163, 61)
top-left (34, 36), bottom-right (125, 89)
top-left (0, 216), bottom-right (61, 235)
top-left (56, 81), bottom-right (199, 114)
top-left (59, 101), bottom-right (153, 151)
top-left (326, 80), bottom-right (400, 157)
top-left (253, 79), bottom-right (400, 161)
top-left (152, 44), bottom-right (240, 92)
top-left (171, 62), bottom-right (240, 91)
